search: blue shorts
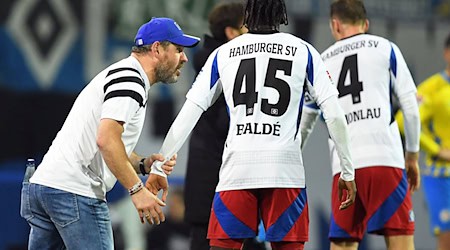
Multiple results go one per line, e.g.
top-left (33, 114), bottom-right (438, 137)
top-left (423, 175), bottom-right (450, 235)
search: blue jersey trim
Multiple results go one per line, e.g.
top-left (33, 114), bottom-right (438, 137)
top-left (306, 47), bottom-right (314, 85)
top-left (390, 46), bottom-right (397, 77)
top-left (210, 52), bottom-right (220, 89)
top-left (389, 46), bottom-right (397, 124)
top-left (389, 78), bottom-right (395, 124)
top-left (306, 102), bottom-right (319, 109)
top-left (294, 83), bottom-right (307, 140)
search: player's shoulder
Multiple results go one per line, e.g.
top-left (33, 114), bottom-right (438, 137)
top-left (418, 73), bottom-right (446, 92)
top-left (104, 57), bottom-right (141, 76)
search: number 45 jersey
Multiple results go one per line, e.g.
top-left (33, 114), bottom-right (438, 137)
top-left (186, 32), bottom-right (338, 192)
top-left (320, 33), bottom-right (417, 177)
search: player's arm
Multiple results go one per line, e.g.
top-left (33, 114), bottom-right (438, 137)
top-left (396, 96), bottom-right (436, 155)
top-left (300, 105), bottom-right (320, 149)
top-left (149, 49), bottom-right (222, 176)
top-left (129, 152), bottom-right (176, 176)
top-left (396, 92), bottom-right (421, 192)
top-left (390, 43), bottom-right (421, 191)
top-left (145, 99), bottom-right (205, 201)
top-left (146, 49), bottom-right (223, 198)
top-left (308, 44), bottom-right (356, 210)
top-left (149, 100), bottom-right (205, 177)
top-left (320, 96), bottom-right (356, 210)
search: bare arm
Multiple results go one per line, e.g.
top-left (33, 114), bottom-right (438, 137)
top-left (97, 119), bottom-right (142, 189)
top-left (97, 118), bottom-right (165, 225)
top-left (130, 152), bottom-right (143, 174)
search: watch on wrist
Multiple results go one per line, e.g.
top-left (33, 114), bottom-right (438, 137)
top-left (139, 158), bottom-right (148, 176)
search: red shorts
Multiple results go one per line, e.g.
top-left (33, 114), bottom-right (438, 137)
top-left (329, 167), bottom-right (415, 242)
top-left (208, 188), bottom-right (309, 248)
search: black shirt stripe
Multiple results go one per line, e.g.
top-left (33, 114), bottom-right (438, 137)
top-left (106, 67), bottom-right (141, 77)
top-left (104, 90), bottom-right (145, 107)
top-left (103, 76), bottom-right (145, 93)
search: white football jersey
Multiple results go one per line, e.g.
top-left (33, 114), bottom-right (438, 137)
top-left (30, 56), bottom-right (150, 200)
top-left (318, 34), bottom-right (416, 176)
top-left (186, 32), bottom-right (338, 191)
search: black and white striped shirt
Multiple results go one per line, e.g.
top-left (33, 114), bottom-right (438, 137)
top-left (31, 56), bottom-right (150, 200)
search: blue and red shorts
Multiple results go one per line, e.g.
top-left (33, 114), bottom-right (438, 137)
top-left (208, 188), bottom-right (309, 248)
top-left (329, 166), bottom-right (414, 242)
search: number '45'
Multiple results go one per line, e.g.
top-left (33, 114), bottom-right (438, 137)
top-left (233, 58), bottom-right (292, 117)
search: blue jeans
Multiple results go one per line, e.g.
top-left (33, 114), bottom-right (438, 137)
top-left (20, 174), bottom-right (113, 249)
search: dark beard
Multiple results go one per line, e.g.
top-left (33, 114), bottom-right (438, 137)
top-left (155, 63), bottom-right (177, 84)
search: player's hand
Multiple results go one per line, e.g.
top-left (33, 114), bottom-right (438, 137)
top-left (405, 151), bottom-right (420, 193)
top-left (147, 153), bottom-right (177, 175)
top-left (161, 154), bottom-right (177, 175)
top-left (338, 178), bottom-right (356, 210)
top-left (130, 187), bottom-right (166, 225)
top-left (437, 149), bottom-right (450, 162)
top-left (145, 173), bottom-right (169, 202)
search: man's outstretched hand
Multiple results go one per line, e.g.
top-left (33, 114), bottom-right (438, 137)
top-left (145, 174), bottom-right (169, 202)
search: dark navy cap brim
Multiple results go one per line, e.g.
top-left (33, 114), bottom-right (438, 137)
top-left (169, 34), bottom-right (200, 48)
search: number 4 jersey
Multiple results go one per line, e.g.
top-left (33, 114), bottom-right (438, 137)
top-left (320, 33), bottom-right (416, 176)
top-left (186, 32), bottom-right (338, 192)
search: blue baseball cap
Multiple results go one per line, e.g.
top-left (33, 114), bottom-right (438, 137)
top-left (135, 17), bottom-right (200, 48)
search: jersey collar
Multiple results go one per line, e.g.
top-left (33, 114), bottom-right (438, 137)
top-left (440, 70), bottom-right (450, 83)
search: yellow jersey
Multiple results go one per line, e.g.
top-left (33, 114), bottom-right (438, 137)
top-left (396, 71), bottom-right (450, 177)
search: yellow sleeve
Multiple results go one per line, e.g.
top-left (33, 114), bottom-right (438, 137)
top-left (417, 104), bottom-right (440, 156)
top-left (395, 78), bottom-right (440, 156)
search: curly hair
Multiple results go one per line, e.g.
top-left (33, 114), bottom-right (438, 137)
top-left (244, 0), bottom-right (288, 32)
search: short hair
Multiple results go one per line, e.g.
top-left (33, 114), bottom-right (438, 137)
top-left (208, 2), bottom-right (245, 42)
top-left (131, 41), bottom-right (172, 54)
top-left (445, 33), bottom-right (450, 48)
top-left (330, 0), bottom-right (367, 25)
top-left (244, 0), bottom-right (288, 31)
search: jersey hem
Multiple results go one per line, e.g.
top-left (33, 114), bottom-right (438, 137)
top-left (332, 164), bottom-right (404, 176)
top-left (215, 183), bottom-right (306, 192)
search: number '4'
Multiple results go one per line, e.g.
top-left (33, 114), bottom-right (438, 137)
top-left (337, 54), bottom-right (363, 104)
top-left (233, 58), bottom-right (292, 116)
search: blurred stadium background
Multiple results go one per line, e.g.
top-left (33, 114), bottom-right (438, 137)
top-left (0, 0), bottom-right (449, 249)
